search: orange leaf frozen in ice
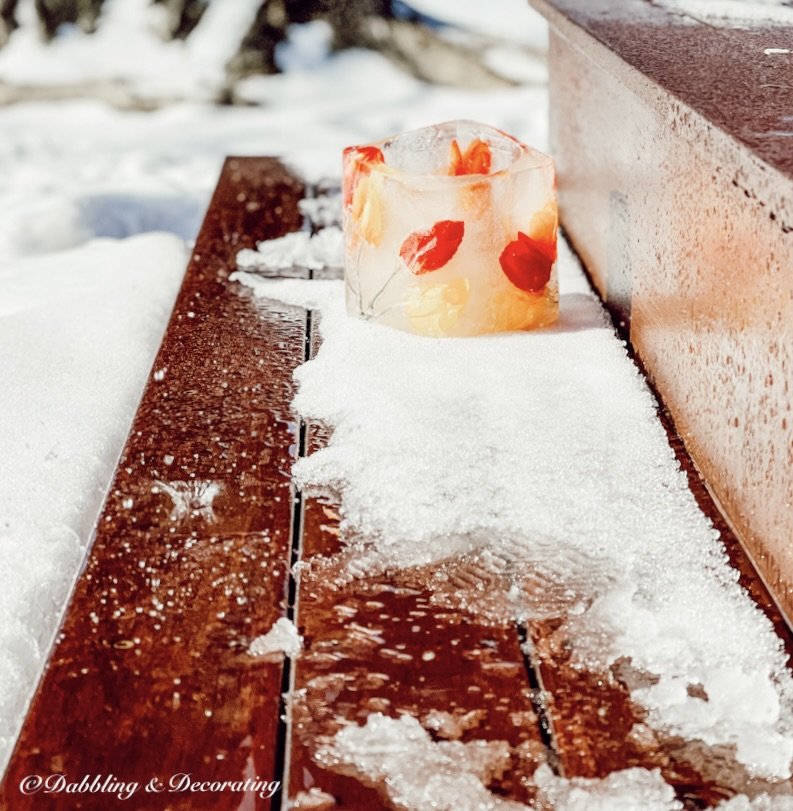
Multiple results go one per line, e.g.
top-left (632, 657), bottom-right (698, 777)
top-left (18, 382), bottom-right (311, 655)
top-left (351, 172), bottom-right (385, 246)
top-left (528, 201), bottom-right (558, 261)
top-left (449, 139), bottom-right (463, 174)
top-left (448, 138), bottom-right (492, 176)
top-left (343, 145), bottom-right (385, 207)
top-left (399, 220), bottom-right (465, 274)
top-left (405, 277), bottom-right (470, 336)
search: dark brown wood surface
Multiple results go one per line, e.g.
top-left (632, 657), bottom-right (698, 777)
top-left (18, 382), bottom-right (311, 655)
top-left (2, 158), bottom-right (791, 811)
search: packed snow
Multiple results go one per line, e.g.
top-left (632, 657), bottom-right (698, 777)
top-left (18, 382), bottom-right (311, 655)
top-left (533, 764), bottom-right (682, 811)
top-left (248, 617), bottom-right (303, 659)
top-left (658, 0), bottom-right (793, 25)
top-left (237, 226), bottom-right (344, 274)
top-left (718, 798), bottom-right (793, 811)
top-left (0, 0), bottom-right (263, 98)
top-left (318, 713), bottom-right (683, 810)
top-left (317, 713), bottom-right (525, 811)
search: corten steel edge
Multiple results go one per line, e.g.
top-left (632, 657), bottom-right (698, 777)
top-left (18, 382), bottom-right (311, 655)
top-left (530, 0), bottom-right (793, 624)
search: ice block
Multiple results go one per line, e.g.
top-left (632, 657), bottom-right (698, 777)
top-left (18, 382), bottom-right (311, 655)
top-left (342, 120), bottom-right (558, 337)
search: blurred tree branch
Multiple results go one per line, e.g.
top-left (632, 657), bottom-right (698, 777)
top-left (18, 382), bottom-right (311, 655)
top-left (154, 0), bottom-right (207, 39)
top-left (0, 0), bottom-right (522, 102)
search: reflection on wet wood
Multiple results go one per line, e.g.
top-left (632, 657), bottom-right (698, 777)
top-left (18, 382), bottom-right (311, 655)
top-left (0, 158), bottom-right (306, 810)
top-left (287, 448), bottom-right (549, 808)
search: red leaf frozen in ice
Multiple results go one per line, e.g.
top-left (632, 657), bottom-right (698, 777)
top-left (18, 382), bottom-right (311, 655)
top-left (399, 220), bottom-right (465, 274)
top-left (499, 231), bottom-right (554, 293)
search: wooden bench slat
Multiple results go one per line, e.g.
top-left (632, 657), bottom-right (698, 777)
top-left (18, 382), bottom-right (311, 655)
top-left (283, 324), bottom-right (550, 808)
top-left (0, 158), bottom-right (306, 810)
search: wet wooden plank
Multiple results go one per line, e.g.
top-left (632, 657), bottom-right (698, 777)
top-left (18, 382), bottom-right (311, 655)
top-left (284, 325), bottom-right (550, 808)
top-left (287, 497), bottom-right (550, 808)
top-left (532, 0), bottom-right (793, 624)
top-left (0, 158), bottom-right (306, 810)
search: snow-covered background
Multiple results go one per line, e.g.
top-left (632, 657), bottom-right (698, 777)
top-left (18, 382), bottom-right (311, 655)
top-left (0, 0), bottom-right (549, 780)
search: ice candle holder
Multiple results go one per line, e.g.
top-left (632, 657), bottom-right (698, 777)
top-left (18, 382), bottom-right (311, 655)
top-left (342, 120), bottom-right (558, 337)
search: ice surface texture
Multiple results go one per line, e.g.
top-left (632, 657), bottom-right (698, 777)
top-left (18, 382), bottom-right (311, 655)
top-left (235, 240), bottom-right (793, 782)
top-left (343, 121), bottom-right (559, 336)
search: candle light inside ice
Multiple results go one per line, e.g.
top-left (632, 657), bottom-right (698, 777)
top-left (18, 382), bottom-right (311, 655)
top-left (342, 120), bottom-right (558, 336)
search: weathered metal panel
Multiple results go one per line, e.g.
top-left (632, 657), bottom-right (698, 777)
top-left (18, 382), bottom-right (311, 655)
top-left (534, 0), bottom-right (793, 624)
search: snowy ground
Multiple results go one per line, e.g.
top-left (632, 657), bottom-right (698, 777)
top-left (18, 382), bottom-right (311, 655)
top-left (1, 0), bottom-right (792, 806)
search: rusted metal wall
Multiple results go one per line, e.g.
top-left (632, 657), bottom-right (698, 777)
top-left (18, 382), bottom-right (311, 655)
top-left (533, 0), bottom-right (793, 623)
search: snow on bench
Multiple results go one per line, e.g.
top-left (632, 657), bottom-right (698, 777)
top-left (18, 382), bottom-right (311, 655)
top-left (1, 158), bottom-right (791, 811)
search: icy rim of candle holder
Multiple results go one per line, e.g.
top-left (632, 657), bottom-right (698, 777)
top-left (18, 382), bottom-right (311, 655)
top-left (344, 120), bottom-right (555, 192)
